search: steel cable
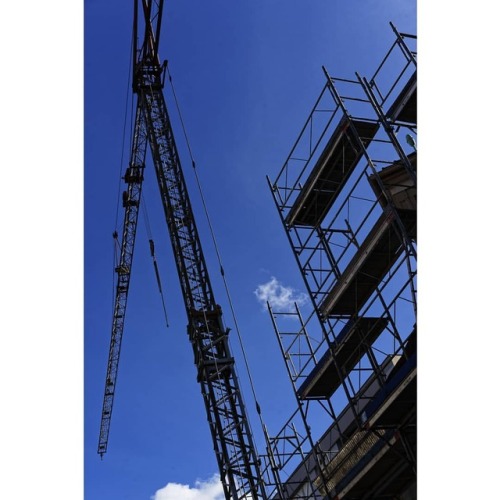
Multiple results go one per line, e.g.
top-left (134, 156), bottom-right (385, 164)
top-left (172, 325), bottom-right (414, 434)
top-left (165, 64), bottom-right (269, 456)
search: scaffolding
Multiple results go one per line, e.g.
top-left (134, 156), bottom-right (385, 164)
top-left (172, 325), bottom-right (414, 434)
top-left (263, 24), bottom-right (417, 499)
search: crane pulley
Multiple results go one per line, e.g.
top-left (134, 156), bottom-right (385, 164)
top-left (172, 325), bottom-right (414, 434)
top-left (98, 2), bottom-right (268, 498)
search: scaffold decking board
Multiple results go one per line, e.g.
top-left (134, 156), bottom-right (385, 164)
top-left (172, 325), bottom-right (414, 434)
top-left (386, 70), bottom-right (417, 125)
top-left (319, 208), bottom-right (412, 317)
top-left (297, 317), bottom-right (388, 400)
top-left (285, 117), bottom-right (378, 227)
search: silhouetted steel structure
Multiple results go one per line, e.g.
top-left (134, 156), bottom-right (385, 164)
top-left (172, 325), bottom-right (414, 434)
top-left (97, 7), bottom-right (416, 498)
top-left (98, 2), bottom-right (267, 498)
top-left (264, 24), bottom-right (417, 499)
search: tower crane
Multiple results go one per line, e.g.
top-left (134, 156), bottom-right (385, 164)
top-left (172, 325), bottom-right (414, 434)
top-left (98, 2), bottom-right (268, 498)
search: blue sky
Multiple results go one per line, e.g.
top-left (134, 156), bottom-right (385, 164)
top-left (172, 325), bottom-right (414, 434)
top-left (2, 2), bottom-right (500, 500)
top-left (83, 3), bottom-right (420, 498)
top-left (83, 3), bottom-right (417, 498)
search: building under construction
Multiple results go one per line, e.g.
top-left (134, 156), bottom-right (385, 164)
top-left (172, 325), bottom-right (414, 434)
top-left (260, 24), bottom-right (417, 499)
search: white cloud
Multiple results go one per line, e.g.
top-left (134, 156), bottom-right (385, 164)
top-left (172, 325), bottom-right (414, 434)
top-left (151, 474), bottom-right (224, 500)
top-left (254, 276), bottom-right (308, 312)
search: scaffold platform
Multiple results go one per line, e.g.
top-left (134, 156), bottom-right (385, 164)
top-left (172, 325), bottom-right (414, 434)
top-left (320, 207), bottom-right (414, 317)
top-left (285, 117), bottom-right (378, 227)
top-left (297, 317), bottom-right (388, 399)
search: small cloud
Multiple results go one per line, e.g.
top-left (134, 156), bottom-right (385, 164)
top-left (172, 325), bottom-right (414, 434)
top-left (151, 474), bottom-right (224, 500)
top-left (254, 276), bottom-right (308, 312)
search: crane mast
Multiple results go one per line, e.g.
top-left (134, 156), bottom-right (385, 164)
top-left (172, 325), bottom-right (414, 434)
top-left (98, 2), bottom-right (268, 498)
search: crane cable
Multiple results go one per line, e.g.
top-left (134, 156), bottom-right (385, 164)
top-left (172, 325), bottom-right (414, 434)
top-left (165, 64), bottom-right (268, 430)
top-left (142, 195), bottom-right (170, 328)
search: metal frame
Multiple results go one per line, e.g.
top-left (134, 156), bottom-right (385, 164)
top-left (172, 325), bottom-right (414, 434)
top-left (99, 2), bottom-right (268, 498)
top-left (264, 24), bottom-right (417, 498)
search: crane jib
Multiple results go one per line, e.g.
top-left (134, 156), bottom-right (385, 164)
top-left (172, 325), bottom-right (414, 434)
top-left (98, 1), bottom-right (268, 498)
